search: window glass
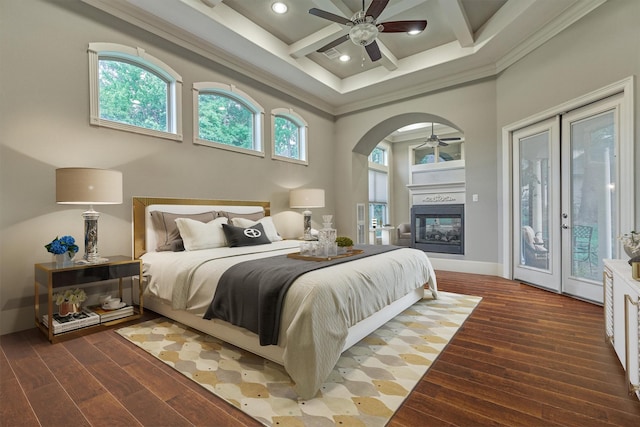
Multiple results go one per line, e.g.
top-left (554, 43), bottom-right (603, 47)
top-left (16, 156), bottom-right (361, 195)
top-left (99, 59), bottom-right (168, 131)
top-left (414, 142), bottom-right (463, 164)
top-left (198, 93), bottom-right (254, 149)
top-left (271, 108), bottom-right (308, 164)
top-left (88, 42), bottom-right (182, 141)
top-left (369, 149), bottom-right (389, 233)
top-left (274, 116), bottom-right (299, 158)
top-left (369, 147), bottom-right (387, 166)
top-left (193, 82), bottom-right (264, 156)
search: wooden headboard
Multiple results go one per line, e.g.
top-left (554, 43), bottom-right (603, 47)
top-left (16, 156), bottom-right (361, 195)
top-left (132, 197), bottom-right (271, 259)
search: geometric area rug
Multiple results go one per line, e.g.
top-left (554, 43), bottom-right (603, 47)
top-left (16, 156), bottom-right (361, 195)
top-left (116, 292), bottom-right (481, 426)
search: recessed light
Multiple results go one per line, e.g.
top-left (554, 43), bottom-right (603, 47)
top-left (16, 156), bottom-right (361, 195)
top-left (271, 2), bottom-right (287, 14)
top-left (339, 54), bottom-right (351, 62)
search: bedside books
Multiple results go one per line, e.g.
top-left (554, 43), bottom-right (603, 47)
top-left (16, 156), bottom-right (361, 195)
top-left (86, 304), bottom-right (134, 323)
top-left (41, 310), bottom-right (100, 334)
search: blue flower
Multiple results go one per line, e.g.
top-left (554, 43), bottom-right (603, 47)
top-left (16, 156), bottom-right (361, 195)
top-left (45, 235), bottom-right (79, 255)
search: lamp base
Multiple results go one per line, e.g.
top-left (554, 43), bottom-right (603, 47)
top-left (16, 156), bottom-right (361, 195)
top-left (303, 209), bottom-right (312, 240)
top-left (82, 208), bottom-right (102, 263)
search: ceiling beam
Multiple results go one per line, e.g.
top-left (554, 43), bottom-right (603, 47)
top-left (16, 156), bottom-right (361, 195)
top-left (438, 0), bottom-right (474, 47)
top-left (199, 0), bottom-right (222, 7)
top-left (377, 0), bottom-right (428, 22)
top-left (289, 23), bottom-right (348, 59)
top-left (378, 41), bottom-right (398, 71)
top-left (311, 0), bottom-right (353, 18)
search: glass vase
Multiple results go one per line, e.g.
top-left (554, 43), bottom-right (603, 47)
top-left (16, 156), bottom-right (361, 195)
top-left (54, 252), bottom-right (75, 268)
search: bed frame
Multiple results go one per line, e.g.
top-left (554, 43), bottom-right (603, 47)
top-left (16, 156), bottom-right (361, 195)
top-left (132, 196), bottom-right (425, 365)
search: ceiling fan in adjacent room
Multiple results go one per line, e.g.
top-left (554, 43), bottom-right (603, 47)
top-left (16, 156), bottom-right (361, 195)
top-left (309, 0), bottom-right (427, 62)
top-left (415, 123), bottom-right (462, 148)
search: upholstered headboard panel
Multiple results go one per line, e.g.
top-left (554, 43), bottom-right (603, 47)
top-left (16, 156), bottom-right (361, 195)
top-left (132, 197), bottom-right (270, 259)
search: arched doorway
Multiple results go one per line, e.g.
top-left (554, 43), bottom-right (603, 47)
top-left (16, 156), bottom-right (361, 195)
top-left (353, 113), bottom-right (463, 244)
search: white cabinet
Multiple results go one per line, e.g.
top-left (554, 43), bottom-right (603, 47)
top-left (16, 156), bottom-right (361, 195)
top-left (604, 259), bottom-right (640, 399)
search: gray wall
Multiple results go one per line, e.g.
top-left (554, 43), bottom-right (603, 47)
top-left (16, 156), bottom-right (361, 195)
top-left (496, 0), bottom-right (640, 256)
top-left (0, 0), bottom-right (335, 334)
top-left (333, 80), bottom-right (498, 262)
top-left (1, 0), bottom-right (638, 335)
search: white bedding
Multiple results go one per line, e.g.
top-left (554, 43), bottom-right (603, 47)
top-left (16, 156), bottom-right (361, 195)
top-left (141, 241), bottom-right (437, 398)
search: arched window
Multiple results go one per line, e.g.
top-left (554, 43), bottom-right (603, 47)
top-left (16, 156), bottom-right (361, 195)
top-left (88, 43), bottom-right (182, 140)
top-left (193, 82), bottom-right (264, 156)
top-left (271, 108), bottom-right (308, 165)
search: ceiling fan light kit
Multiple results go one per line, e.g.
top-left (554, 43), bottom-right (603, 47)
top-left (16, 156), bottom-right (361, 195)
top-left (309, 0), bottom-right (427, 62)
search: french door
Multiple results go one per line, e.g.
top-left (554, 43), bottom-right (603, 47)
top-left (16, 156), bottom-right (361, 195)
top-left (513, 118), bottom-right (561, 292)
top-left (513, 95), bottom-right (622, 303)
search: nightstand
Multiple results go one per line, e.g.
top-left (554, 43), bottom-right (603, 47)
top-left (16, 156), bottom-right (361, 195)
top-left (34, 256), bottom-right (143, 343)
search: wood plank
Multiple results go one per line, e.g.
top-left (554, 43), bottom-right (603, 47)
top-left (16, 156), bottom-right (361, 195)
top-left (3, 270), bottom-right (640, 427)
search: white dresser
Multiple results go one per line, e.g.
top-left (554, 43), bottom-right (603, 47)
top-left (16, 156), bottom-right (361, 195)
top-left (603, 259), bottom-right (640, 399)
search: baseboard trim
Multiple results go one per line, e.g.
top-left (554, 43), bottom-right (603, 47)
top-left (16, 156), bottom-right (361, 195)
top-left (430, 258), bottom-right (503, 277)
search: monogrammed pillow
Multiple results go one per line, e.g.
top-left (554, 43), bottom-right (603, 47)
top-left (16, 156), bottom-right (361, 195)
top-left (221, 223), bottom-right (271, 247)
top-left (230, 216), bottom-right (282, 242)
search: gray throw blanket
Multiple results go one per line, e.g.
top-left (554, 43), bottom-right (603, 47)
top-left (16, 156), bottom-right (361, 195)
top-left (203, 245), bottom-right (399, 345)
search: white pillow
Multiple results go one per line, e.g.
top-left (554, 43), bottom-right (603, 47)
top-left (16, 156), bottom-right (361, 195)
top-left (175, 217), bottom-right (228, 250)
top-left (231, 216), bottom-right (282, 242)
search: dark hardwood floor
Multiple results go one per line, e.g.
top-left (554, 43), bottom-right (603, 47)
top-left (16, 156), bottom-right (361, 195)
top-left (2, 271), bottom-right (639, 426)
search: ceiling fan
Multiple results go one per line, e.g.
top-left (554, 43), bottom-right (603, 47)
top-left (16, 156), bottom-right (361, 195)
top-left (415, 123), bottom-right (462, 149)
top-left (309, 0), bottom-right (427, 62)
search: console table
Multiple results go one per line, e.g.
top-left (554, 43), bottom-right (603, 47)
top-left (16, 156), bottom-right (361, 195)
top-left (34, 256), bottom-right (143, 343)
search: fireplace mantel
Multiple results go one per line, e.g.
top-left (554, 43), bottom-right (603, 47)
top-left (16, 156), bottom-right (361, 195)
top-left (408, 161), bottom-right (465, 205)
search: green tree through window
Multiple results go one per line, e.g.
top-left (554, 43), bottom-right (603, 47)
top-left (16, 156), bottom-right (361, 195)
top-left (98, 59), bottom-right (168, 131)
top-left (198, 93), bottom-right (253, 149)
top-left (274, 116), bottom-right (299, 158)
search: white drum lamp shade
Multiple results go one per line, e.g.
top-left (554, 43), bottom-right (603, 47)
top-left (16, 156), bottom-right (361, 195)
top-left (56, 168), bottom-right (123, 263)
top-left (290, 188), bottom-right (325, 240)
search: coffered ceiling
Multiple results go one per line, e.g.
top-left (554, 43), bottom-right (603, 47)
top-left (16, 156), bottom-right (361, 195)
top-left (82, 0), bottom-right (606, 115)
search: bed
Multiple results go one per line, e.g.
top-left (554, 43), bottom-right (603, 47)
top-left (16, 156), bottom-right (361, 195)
top-left (132, 197), bottom-right (438, 399)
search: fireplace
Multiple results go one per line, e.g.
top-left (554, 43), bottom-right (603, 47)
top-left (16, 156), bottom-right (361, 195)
top-left (411, 204), bottom-right (464, 254)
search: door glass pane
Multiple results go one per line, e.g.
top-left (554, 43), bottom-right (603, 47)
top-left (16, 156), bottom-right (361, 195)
top-left (519, 131), bottom-right (550, 270)
top-left (570, 111), bottom-right (616, 281)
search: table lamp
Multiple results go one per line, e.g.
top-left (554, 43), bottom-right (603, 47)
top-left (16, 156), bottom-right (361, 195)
top-left (56, 168), bottom-right (123, 263)
top-left (290, 188), bottom-right (325, 240)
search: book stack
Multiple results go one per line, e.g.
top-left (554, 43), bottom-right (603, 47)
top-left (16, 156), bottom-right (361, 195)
top-left (86, 304), bottom-right (134, 323)
top-left (41, 310), bottom-right (100, 334)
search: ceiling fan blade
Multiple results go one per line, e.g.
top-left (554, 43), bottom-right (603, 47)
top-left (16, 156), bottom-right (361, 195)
top-left (309, 8), bottom-right (352, 26)
top-left (317, 34), bottom-right (350, 52)
top-left (365, 0), bottom-right (389, 20)
top-left (365, 40), bottom-right (382, 61)
top-left (438, 141), bottom-right (449, 147)
top-left (439, 137), bottom-right (461, 141)
top-left (379, 20), bottom-right (427, 33)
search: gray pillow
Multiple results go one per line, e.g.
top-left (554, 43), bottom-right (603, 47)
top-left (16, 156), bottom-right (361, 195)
top-left (220, 210), bottom-right (265, 221)
top-left (221, 223), bottom-right (271, 247)
top-left (150, 210), bottom-right (219, 251)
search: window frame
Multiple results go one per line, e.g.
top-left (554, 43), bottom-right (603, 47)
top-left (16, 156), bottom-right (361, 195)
top-left (368, 142), bottom-right (390, 233)
top-left (271, 108), bottom-right (308, 165)
top-left (193, 82), bottom-right (265, 157)
top-left (88, 42), bottom-right (183, 141)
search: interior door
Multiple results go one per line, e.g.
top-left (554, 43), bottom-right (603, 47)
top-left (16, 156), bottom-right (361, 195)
top-left (560, 97), bottom-right (620, 303)
top-left (512, 117), bottom-right (561, 292)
